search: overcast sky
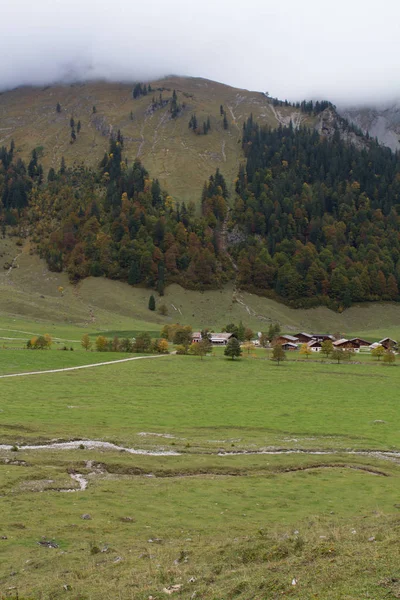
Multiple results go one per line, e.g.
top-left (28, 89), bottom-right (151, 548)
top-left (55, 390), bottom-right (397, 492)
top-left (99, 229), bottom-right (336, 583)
top-left (2, 0), bottom-right (400, 105)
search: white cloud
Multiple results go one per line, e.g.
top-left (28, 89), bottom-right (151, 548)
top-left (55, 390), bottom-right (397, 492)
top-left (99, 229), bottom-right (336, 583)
top-left (2, 0), bottom-right (400, 105)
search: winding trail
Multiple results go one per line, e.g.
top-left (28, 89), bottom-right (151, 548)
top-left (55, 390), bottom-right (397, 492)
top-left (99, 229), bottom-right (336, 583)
top-left (0, 354), bottom-right (169, 379)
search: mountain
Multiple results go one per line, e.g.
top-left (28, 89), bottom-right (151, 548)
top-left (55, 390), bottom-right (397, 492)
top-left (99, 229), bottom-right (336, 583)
top-left (340, 103), bottom-right (400, 152)
top-left (2, 76), bottom-right (400, 311)
top-left (0, 77), bottom-right (324, 204)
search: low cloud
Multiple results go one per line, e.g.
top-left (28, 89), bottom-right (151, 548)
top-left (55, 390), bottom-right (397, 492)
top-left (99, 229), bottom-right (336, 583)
top-left (2, 0), bottom-right (400, 106)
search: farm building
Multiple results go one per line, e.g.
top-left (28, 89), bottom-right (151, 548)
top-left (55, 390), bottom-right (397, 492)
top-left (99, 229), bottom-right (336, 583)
top-left (378, 338), bottom-right (397, 350)
top-left (275, 335), bottom-right (299, 345)
top-left (295, 332), bottom-right (314, 344)
top-left (191, 332), bottom-right (202, 343)
top-left (350, 337), bottom-right (372, 347)
top-left (333, 339), bottom-right (360, 352)
top-left (210, 333), bottom-right (235, 345)
top-left (308, 340), bottom-right (322, 352)
top-left (281, 342), bottom-right (298, 351)
top-left (311, 334), bottom-right (336, 342)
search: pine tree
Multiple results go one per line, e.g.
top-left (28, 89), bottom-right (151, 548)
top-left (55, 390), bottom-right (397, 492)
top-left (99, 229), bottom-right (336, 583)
top-left (220, 104), bottom-right (224, 116)
top-left (70, 116), bottom-right (75, 129)
top-left (148, 294), bottom-right (156, 311)
top-left (223, 114), bottom-right (228, 130)
top-left (224, 337), bottom-right (242, 360)
top-left (56, 102), bottom-right (61, 113)
top-left (92, 105), bottom-right (97, 114)
top-left (70, 129), bottom-right (76, 143)
top-left (59, 156), bottom-right (66, 175)
top-left (206, 116), bottom-right (211, 131)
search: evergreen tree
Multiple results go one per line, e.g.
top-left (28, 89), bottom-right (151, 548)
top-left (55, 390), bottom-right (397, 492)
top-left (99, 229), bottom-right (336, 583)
top-left (148, 294), bottom-right (156, 311)
top-left (70, 116), bottom-right (75, 129)
top-left (56, 102), bottom-right (61, 113)
top-left (92, 105), bottom-right (97, 114)
top-left (128, 261), bottom-right (141, 285)
top-left (223, 114), bottom-right (228, 130)
top-left (220, 104), bottom-right (224, 116)
top-left (224, 337), bottom-right (242, 360)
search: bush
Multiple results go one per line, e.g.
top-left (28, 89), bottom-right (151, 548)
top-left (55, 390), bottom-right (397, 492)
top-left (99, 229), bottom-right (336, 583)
top-left (175, 344), bottom-right (188, 355)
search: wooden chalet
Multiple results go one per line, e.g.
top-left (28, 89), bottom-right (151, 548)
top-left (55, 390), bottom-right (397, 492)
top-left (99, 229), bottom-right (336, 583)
top-left (350, 337), bottom-right (372, 347)
top-left (308, 340), bottom-right (322, 352)
top-left (295, 332), bottom-right (314, 344)
top-left (311, 334), bottom-right (336, 342)
top-left (281, 342), bottom-right (298, 351)
top-left (333, 339), bottom-right (360, 352)
top-left (275, 334), bottom-right (299, 345)
top-left (378, 338), bottom-right (397, 350)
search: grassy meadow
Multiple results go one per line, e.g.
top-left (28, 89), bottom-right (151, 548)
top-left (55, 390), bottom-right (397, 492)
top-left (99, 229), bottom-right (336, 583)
top-left (3, 236), bottom-right (400, 597)
top-left (2, 342), bottom-right (400, 598)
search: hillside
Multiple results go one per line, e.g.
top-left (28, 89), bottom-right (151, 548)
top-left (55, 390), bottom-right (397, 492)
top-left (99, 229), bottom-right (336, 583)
top-left (0, 77), bottom-right (318, 203)
top-left (2, 237), bottom-right (400, 341)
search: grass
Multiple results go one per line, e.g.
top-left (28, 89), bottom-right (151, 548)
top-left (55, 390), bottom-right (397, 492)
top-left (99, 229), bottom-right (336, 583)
top-left (2, 344), bottom-right (400, 597)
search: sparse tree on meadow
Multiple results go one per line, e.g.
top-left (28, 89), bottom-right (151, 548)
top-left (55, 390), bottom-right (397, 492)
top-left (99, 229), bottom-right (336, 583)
top-left (242, 341), bottom-right (254, 355)
top-left (224, 337), bottom-right (242, 360)
top-left (158, 303), bottom-right (168, 316)
top-left (271, 343), bottom-right (286, 365)
top-left (383, 350), bottom-right (396, 365)
top-left (148, 294), bottom-right (156, 311)
top-left (371, 345), bottom-right (385, 361)
top-left (321, 339), bottom-right (333, 358)
top-left (81, 333), bottom-right (92, 351)
top-left (56, 102), bottom-right (61, 113)
top-left (331, 348), bottom-right (344, 363)
top-left (95, 336), bottom-right (108, 352)
top-left (190, 338), bottom-right (211, 360)
top-left (244, 327), bottom-right (254, 342)
top-left (300, 343), bottom-right (312, 359)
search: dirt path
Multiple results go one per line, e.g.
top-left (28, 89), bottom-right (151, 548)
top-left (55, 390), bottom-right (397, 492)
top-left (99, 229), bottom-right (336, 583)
top-left (0, 354), bottom-right (169, 379)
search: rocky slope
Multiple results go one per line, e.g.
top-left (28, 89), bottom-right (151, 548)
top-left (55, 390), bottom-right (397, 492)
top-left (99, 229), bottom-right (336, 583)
top-left (341, 103), bottom-right (400, 151)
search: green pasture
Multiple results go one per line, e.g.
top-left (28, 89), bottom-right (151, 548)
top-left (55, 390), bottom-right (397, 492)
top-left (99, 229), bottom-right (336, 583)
top-left (2, 334), bottom-right (400, 598)
top-left (1, 352), bottom-right (399, 451)
top-left (1, 449), bottom-right (400, 599)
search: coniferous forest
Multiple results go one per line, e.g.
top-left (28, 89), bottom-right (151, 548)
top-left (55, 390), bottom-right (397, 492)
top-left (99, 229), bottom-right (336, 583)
top-left (2, 112), bottom-right (400, 309)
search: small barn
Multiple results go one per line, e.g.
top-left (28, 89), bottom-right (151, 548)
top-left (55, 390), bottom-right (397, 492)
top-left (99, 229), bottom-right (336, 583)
top-left (350, 337), bottom-right (372, 347)
top-left (295, 332), bottom-right (314, 344)
top-left (275, 334), bottom-right (299, 345)
top-left (281, 342), bottom-right (298, 351)
top-left (308, 340), bottom-right (322, 352)
top-left (210, 333), bottom-right (235, 346)
top-left (191, 332), bottom-right (202, 343)
top-left (378, 338), bottom-right (397, 350)
top-left (311, 334), bottom-right (336, 342)
top-left (333, 339), bottom-right (360, 352)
